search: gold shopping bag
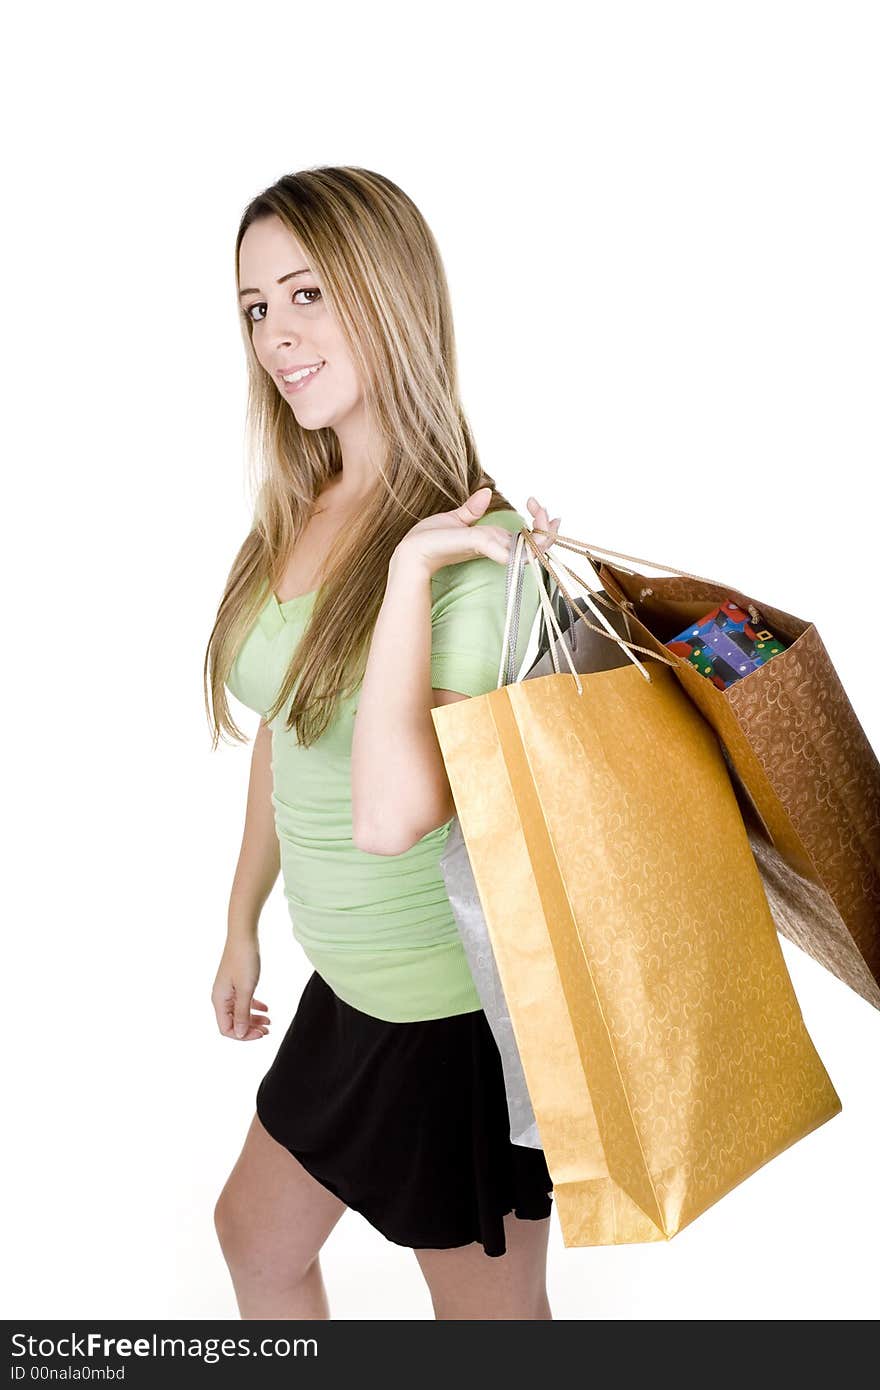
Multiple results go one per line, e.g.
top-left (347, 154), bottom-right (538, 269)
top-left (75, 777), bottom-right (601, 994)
top-left (431, 532), bottom-right (841, 1247)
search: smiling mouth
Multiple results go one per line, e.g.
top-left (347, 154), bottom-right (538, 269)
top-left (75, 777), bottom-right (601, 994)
top-left (280, 362), bottom-right (326, 392)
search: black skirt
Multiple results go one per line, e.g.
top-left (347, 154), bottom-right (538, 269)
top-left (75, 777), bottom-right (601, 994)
top-left (255, 969), bottom-right (554, 1259)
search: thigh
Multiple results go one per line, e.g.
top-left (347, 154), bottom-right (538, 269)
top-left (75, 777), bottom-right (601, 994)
top-left (214, 1111), bottom-right (348, 1280)
top-left (413, 1212), bottom-right (552, 1320)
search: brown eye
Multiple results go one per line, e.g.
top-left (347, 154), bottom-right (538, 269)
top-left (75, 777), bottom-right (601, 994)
top-left (243, 287), bottom-right (321, 324)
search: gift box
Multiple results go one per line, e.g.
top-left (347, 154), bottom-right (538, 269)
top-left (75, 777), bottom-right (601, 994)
top-left (666, 599), bottom-right (788, 690)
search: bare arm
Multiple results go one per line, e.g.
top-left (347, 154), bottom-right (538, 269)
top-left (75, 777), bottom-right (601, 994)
top-left (350, 493), bottom-right (558, 856)
top-left (351, 548), bottom-right (466, 855)
top-left (226, 717), bottom-right (280, 939)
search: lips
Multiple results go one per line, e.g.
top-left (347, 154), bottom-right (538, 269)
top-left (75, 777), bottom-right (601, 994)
top-left (279, 361), bottom-right (326, 394)
top-left (276, 361), bottom-right (325, 380)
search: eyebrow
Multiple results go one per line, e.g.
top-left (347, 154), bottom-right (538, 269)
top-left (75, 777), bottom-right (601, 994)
top-left (238, 268), bottom-right (312, 300)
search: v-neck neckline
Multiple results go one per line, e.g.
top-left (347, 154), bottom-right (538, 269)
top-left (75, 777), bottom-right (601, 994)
top-left (256, 586), bottom-right (318, 639)
top-left (272, 587), bottom-right (317, 613)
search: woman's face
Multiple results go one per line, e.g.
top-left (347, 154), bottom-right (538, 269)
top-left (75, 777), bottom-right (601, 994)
top-left (238, 214), bottom-right (363, 433)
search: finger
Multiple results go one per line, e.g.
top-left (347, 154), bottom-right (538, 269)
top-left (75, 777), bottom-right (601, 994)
top-left (498, 532), bottom-right (515, 563)
top-left (212, 990), bottom-right (238, 1037)
top-left (528, 497), bottom-right (548, 529)
top-left (216, 1008), bottom-right (237, 1038)
top-left (237, 1024), bottom-right (268, 1041)
top-left (480, 528), bottom-right (515, 565)
top-left (233, 1001), bottom-right (252, 1038)
top-left (456, 486), bottom-right (493, 524)
top-left (538, 509), bottom-right (560, 550)
top-left (526, 498), bottom-right (559, 554)
top-left (220, 997), bottom-right (270, 1030)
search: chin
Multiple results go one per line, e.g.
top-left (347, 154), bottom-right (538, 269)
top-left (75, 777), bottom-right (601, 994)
top-left (292, 404), bottom-right (337, 428)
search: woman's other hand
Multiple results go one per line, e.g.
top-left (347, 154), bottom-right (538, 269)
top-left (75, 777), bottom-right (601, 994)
top-left (211, 938), bottom-right (271, 1041)
top-left (393, 487), bottom-right (560, 579)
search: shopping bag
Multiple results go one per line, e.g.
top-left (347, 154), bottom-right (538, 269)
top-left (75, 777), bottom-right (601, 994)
top-left (431, 533), bottom-right (841, 1247)
top-left (439, 534), bottom-right (644, 1149)
top-left (531, 531), bottom-right (880, 1011)
top-left (439, 814), bottom-right (542, 1147)
top-left (436, 528), bottom-right (540, 1144)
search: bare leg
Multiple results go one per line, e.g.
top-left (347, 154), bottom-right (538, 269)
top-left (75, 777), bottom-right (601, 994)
top-left (214, 1111), bottom-right (348, 1319)
top-left (413, 1211), bottom-right (553, 1320)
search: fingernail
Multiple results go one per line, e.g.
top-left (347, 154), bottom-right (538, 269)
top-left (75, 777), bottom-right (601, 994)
top-left (235, 1023), bottom-right (246, 1038)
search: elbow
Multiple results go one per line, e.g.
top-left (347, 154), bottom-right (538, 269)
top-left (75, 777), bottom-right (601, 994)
top-left (352, 804), bottom-right (455, 856)
top-left (352, 819), bottom-right (416, 856)
top-left (351, 782), bottom-right (457, 856)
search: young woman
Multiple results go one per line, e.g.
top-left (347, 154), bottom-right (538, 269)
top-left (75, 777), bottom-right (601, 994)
top-left (205, 166), bottom-right (561, 1321)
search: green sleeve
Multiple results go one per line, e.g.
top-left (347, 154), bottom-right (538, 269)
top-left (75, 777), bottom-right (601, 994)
top-left (429, 510), bottom-right (541, 697)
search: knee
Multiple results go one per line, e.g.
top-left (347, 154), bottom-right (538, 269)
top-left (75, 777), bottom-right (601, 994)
top-left (213, 1185), bottom-right (244, 1256)
top-left (213, 1184), bottom-right (318, 1288)
top-left (213, 1184), bottom-right (268, 1272)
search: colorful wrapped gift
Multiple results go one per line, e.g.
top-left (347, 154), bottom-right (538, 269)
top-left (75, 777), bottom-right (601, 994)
top-left (665, 600), bottom-right (788, 690)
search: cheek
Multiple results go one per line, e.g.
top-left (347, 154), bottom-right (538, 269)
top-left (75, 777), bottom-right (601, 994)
top-left (324, 333), bottom-right (362, 387)
top-left (250, 338), bottom-right (270, 372)
top-left (335, 361), bottom-right (366, 405)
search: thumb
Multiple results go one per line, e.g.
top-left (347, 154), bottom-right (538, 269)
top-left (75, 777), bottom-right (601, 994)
top-left (233, 996), bottom-right (251, 1038)
top-left (458, 486), bottom-right (492, 523)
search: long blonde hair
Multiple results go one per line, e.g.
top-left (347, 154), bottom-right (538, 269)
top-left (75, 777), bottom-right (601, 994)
top-left (204, 166), bottom-right (515, 749)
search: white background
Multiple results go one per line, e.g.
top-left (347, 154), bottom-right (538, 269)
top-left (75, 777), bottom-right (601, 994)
top-left (4, 0), bottom-right (878, 1320)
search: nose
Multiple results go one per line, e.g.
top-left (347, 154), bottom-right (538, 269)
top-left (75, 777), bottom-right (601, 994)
top-left (255, 300), bottom-right (301, 348)
top-left (258, 323), bottom-right (300, 370)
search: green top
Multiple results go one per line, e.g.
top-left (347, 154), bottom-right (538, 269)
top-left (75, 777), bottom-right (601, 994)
top-left (224, 509), bottom-right (540, 1022)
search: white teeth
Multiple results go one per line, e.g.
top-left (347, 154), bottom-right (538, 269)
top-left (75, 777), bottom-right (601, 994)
top-left (282, 363), bottom-right (323, 383)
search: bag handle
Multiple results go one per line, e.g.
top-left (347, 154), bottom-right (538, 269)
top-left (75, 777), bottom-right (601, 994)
top-left (497, 528), bottom-right (677, 694)
top-left (497, 531), bottom-right (586, 691)
top-left (529, 528), bottom-right (763, 624)
top-left (518, 527), bottom-right (678, 677)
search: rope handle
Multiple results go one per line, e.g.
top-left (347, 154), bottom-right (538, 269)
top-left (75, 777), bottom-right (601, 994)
top-left (496, 527), bottom-right (680, 694)
top-left (529, 528), bottom-right (763, 626)
top-left (498, 532), bottom-right (620, 694)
